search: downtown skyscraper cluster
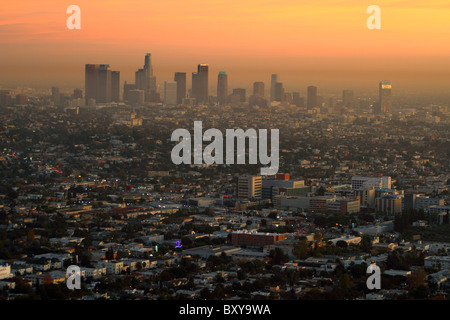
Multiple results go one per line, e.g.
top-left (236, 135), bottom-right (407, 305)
top-left (84, 53), bottom-right (392, 115)
top-left (85, 64), bottom-right (120, 105)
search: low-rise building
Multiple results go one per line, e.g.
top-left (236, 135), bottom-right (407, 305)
top-left (424, 256), bottom-right (450, 270)
top-left (98, 260), bottom-right (124, 275)
top-left (231, 230), bottom-right (285, 247)
top-left (0, 264), bottom-right (13, 280)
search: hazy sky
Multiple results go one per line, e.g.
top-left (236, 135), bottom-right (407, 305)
top-left (1, 0), bottom-right (450, 94)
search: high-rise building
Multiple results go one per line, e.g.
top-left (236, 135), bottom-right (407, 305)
top-left (292, 92), bottom-right (301, 107)
top-left (174, 72), bottom-right (186, 105)
top-left (342, 90), bottom-right (354, 108)
top-left (195, 64), bottom-right (208, 104)
top-left (191, 72), bottom-right (200, 104)
top-left (135, 68), bottom-right (145, 91)
top-left (191, 64), bottom-right (209, 104)
top-left (270, 74), bottom-right (278, 101)
top-left (274, 82), bottom-right (284, 102)
top-left (0, 90), bottom-right (12, 107)
top-left (15, 94), bottom-right (27, 105)
top-left (253, 82), bottom-right (264, 97)
top-left (232, 88), bottom-right (246, 103)
top-left (307, 86), bottom-right (318, 109)
top-left (85, 64), bottom-right (99, 104)
top-left (85, 64), bottom-right (120, 104)
top-left (217, 71), bottom-right (228, 105)
top-left (51, 87), bottom-right (60, 105)
top-left (147, 91), bottom-right (161, 103)
top-left (376, 80), bottom-right (392, 114)
top-left (238, 175), bottom-right (262, 200)
top-left (164, 81), bottom-right (178, 106)
top-left (144, 53), bottom-right (157, 93)
top-left (98, 64), bottom-right (111, 103)
top-left (111, 71), bottom-right (120, 102)
top-left (135, 53), bottom-right (157, 101)
top-left (123, 81), bottom-right (136, 102)
top-left (73, 88), bottom-right (83, 99)
top-left (128, 89), bottom-right (145, 106)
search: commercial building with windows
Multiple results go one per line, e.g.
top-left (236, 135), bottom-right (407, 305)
top-left (238, 175), bottom-right (262, 200)
top-left (231, 231), bottom-right (285, 247)
top-left (375, 194), bottom-right (403, 215)
top-left (351, 176), bottom-right (391, 190)
top-left (354, 187), bottom-right (376, 208)
top-left (327, 198), bottom-right (361, 214)
top-left (262, 173), bottom-right (309, 201)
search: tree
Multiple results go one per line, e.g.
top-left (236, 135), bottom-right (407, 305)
top-left (268, 248), bottom-right (289, 266)
top-left (292, 239), bottom-right (309, 260)
top-left (337, 273), bottom-right (353, 292)
top-left (200, 288), bottom-right (213, 300)
top-left (349, 262), bottom-right (368, 279)
top-left (408, 268), bottom-right (427, 290)
top-left (360, 235), bottom-right (372, 253)
top-left (268, 212), bottom-right (278, 220)
top-left (336, 240), bottom-right (348, 249)
top-left (314, 216), bottom-right (328, 228)
top-left (43, 273), bottom-right (53, 285)
top-left (105, 247), bottom-right (115, 260)
top-left (213, 283), bottom-right (225, 299)
top-left (237, 269), bottom-right (247, 280)
top-left (316, 186), bottom-right (325, 196)
top-left (27, 229), bottom-right (35, 242)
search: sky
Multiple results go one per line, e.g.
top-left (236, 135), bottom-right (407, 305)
top-left (1, 0), bottom-right (450, 95)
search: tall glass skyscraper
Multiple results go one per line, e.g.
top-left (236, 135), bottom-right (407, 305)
top-left (217, 71), bottom-right (228, 105)
top-left (111, 71), bottom-right (120, 102)
top-left (270, 74), bottom-right (278, 101)
top-left (197, 64), bottom-right (208, 103)
top-left (274, 82), bottom-right (284, 102)
top-left (98, 64), bottom-right (111, 103)
top-left (144, 53), bottom-right (157, 93)
top-left (342, 89), bottom-right (354, 108)
top-left (85, 64), bottom-right (99, 104)
top-left (192, 64), bottom-right (208, 104)
top-left (307, 85), bottom-right (318, 109)
top-left (85, 64), bottom-right (120, 104)
top-left (253, 82), bottom-right (264, 97)
top-left (376, 80), bottom-right (392, 114)
top-left (174, 72), bottom-right (186, 105)
top-left (135, 53), bottom-right (157, 100)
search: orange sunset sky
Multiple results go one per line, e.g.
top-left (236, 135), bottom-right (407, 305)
top-left (1, 0), bottom-right (450, 94)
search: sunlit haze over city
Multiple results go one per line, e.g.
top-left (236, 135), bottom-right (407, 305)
top-left (0, 0), bottom-right (449, 311)
top-left (2, 0), bottom-right (450, 94)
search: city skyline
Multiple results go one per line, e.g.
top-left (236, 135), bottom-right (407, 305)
top-left (1, 0), bottom-right (450, 307)
top-left (2, 1), bottom-right (450, 93)
top-left (79, 53), bottom-right (396, 114)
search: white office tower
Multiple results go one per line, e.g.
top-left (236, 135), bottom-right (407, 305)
top-left (351, 176), bottom-right (391, 190)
